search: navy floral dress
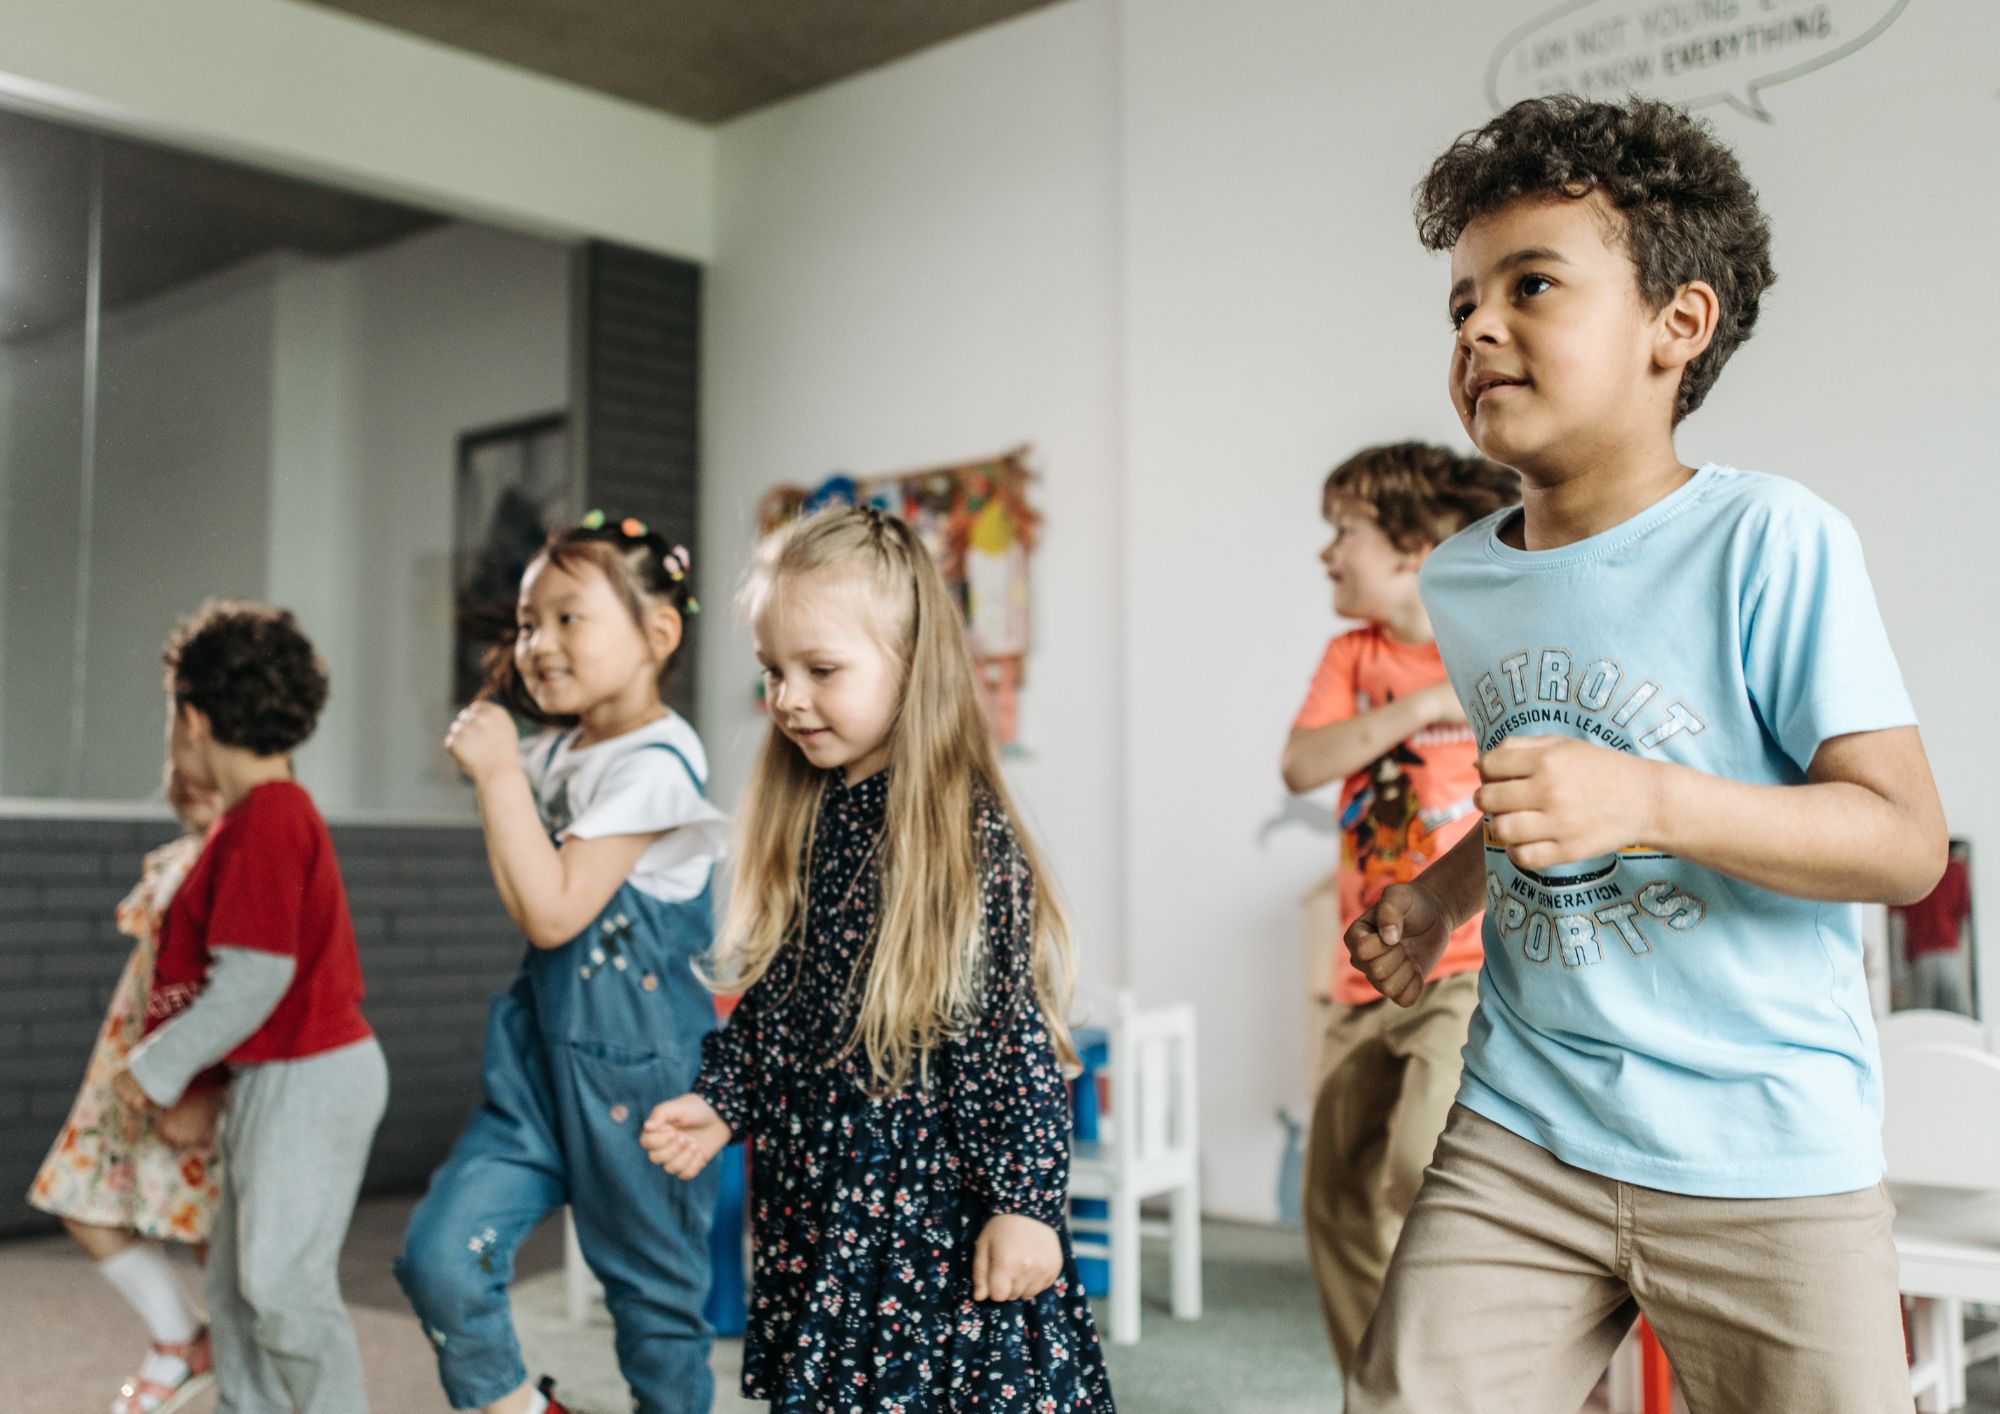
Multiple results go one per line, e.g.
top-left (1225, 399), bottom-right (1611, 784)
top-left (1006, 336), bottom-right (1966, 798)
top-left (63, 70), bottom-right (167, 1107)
top-left (695, 770), bottom-right (1115, 1412)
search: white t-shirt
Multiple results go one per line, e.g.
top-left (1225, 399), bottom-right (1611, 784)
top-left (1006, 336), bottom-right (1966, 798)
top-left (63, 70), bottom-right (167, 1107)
top-left (520, 714), bottom-right (728, 904)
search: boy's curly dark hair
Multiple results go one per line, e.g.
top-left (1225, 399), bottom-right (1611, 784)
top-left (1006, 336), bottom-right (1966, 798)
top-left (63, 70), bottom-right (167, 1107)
top-left (163, 601), bottom-right (329, 756)
top-left (487, 515), bottom-right (698, 726)
top-left (1325, 442), bottom-right (1520, 551)
top-left (1414, 95), bottom-right (1775, 423)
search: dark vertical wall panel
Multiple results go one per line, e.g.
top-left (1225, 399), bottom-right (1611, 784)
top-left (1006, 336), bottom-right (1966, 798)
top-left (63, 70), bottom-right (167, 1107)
top-left (579, 242), bottom-right (702, 725)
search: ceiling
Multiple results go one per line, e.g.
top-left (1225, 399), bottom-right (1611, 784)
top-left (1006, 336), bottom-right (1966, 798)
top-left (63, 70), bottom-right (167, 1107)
top-left (296, 0), bottom-right (1066, 124)
top-left (0, 106), bottom-right (439, 343)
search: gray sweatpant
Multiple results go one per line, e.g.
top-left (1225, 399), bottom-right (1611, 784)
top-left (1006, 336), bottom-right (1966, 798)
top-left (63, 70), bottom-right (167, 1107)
top-left (209, 1036), bottom-right (389, 1414)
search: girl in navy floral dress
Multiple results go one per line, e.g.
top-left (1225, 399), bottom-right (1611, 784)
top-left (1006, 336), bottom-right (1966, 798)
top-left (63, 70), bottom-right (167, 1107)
top-left (643, 507), bottom-right (1113, 1413)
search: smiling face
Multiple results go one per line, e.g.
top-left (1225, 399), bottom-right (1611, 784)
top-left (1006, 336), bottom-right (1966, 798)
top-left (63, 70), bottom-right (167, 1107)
top-left (513, 555), bottom-right (672, 724)
top-left (1447, 192), bottom-right (1676, 482)
top-left (754, 570), bottom-right (905, 784)
top-left (1319, 495), bottom-right (1423, 623)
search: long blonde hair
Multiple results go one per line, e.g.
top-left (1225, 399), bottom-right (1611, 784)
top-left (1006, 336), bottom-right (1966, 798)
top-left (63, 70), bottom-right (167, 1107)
top-left (713, 507), bottom-right (1078, 1095)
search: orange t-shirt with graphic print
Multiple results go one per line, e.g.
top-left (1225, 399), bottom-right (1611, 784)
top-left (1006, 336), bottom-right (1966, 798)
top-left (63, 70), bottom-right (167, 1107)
top-left (1293, 626), bottom-right (1486, 1006)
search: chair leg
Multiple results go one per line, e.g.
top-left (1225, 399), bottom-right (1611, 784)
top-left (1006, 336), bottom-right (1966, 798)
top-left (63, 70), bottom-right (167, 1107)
top-left (1943, 1298), bottom-right (1967, 1409)
top-left (1169, 1181), bottom-right (1202, 1320)
top-left (1911, 1297), bottom-right (1948, 1414)
top-left (1110, 1190), bottom-right (1141, 1345)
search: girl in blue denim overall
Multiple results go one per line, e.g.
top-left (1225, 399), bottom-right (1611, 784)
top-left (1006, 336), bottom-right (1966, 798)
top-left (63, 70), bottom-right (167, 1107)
top-left (642, 508), bottom-right (1114, 1412)
top-left (398, 515), bottom-right (726, 1414)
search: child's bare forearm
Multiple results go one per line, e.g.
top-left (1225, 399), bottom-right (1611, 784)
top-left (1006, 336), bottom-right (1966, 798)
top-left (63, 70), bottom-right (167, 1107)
top-left (474, 769), bottom-right (565, 945)
top-left (1283, 694), bottom-right (1436, 793)
top-left (1414, 822), bottom-right (1490, 929)
top-left (1644, 729), bottom-right (1945, 904)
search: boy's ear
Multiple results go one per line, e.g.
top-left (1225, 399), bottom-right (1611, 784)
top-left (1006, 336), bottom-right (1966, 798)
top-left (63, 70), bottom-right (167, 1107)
top-left (1654, 279), bottom-right (1721, 374)
top-left (177, 701), bottom-right (212, 746)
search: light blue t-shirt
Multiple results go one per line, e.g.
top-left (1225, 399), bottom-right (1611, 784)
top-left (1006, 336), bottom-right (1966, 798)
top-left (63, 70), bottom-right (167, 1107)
top-left (1421, 464), bottom-right (1916, 1198)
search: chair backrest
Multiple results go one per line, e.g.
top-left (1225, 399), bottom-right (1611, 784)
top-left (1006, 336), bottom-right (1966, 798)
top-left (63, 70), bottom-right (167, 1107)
top-left (1882, 1040), bottom-right (2000, 1191)
top-left (1109, 1001), bottom-right (1198, 1174)
top-left (1880, 1007), bottom-right (1993, 1056)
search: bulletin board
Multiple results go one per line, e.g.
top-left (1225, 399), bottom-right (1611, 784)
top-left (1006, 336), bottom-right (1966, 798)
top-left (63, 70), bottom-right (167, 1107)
top-left (757, 446), bottom-right (1040, 750)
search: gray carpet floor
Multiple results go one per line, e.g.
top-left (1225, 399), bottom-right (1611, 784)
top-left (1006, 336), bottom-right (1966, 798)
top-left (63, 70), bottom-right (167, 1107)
top-left (11, 1193), bottom-right (1995, 1412)
top-left (12, 1195), bottom-right (1339, 1413)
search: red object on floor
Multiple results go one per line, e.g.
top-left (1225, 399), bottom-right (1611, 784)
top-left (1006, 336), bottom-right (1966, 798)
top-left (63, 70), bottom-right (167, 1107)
top-left (1640, 1318), bottom-right (1673, 1414)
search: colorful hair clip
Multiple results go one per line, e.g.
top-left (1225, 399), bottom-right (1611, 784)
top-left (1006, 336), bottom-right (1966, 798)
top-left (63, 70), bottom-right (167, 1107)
top-left (685, 596), bottom-right (701, 615)
top-left (580, 509), bottom-right (606, 530)
top-left (663, 544), bottom-right (692, 580)
top-left (621, 516), bottom-right (648, 538)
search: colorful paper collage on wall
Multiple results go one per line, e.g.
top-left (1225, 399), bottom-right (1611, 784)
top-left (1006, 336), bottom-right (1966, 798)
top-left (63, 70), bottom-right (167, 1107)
top-left (756, 447), bottom-right (1039, 750)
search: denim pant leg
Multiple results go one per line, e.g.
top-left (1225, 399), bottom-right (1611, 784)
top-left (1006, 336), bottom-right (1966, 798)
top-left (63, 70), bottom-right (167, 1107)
top-left (559, 1040), bottom-right (718, 1414)
top-left (396, 986), bottom-right (566, 1409)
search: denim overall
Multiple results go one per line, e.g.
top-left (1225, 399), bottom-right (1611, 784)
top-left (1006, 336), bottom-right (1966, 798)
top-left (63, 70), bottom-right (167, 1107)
top-left (397, 742), bottom-right (719, 1412)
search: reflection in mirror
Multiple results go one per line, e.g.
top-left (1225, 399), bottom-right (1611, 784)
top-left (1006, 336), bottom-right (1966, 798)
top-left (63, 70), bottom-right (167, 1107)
top-left (0, 103), bottom-right (575, 812)
top-left (0, 108), bottom-right (93, 799)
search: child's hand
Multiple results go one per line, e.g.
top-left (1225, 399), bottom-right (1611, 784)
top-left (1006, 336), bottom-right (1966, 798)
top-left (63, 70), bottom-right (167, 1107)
top-left (445, 700), bottom-right (522, 785)
top-left (640, 1093), bottom-right (732, 1179)
top-left (1476, 734), bottom-right (1660, 874)
top-left (156, 1088), bottom-right (225, 1150)
top-left (111, 1066), bottom-right (154, 1117)
top-left (1414, 680), bottom-right (1468, 728)
top-left (1346, 883), bottom-right (1455, 1008)
top-left (973, 1213), bottom-right (1063, 1303)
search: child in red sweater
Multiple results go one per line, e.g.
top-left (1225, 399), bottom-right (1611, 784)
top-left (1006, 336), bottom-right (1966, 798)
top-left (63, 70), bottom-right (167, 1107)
top-left (116, 601), bottom-right (387, 1414)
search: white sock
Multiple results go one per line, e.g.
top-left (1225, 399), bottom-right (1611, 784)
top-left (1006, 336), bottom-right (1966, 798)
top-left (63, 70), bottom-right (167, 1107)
top-left (97, 1244), bottom-right (201, 1346)
top-left (135, 1346), bottom-right (193, 1393)
top-left (523, 1391), bottom-right (549, 1414)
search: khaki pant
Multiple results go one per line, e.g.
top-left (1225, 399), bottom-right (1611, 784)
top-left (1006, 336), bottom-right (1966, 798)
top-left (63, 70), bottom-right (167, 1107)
top-left (1303, 970), bottom-right (1480, 1373)
top-left (1347, 1104), bottom-right (1912, 1414)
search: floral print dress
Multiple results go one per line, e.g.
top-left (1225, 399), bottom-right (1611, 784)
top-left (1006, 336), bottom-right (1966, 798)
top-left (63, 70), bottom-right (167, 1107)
top-left (696, 771), bottom-right (1115, 1413)
top-left (28, 832), bottom-right (223, 1241)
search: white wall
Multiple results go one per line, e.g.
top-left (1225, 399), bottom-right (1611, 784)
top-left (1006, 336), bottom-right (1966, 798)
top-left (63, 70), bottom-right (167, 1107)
top-left (710, 0), bottom-right (2000, 1219)
top-left (334, 224), bottom-right (571, 816)
top-left (268, 254), bottom-right (365, 809)
top-left (0, 331), bottom-right (88, 796)
top-left (78, 262), bottom-right (278, 799)
top-left (0, 267), bottom-right (272, 803)
top-left (1117, 0), bottom-right (2000, 1215)
top-left (702, 0), bottom-right (1126, 982)
top-left (1, 226), bottom-right (568, 812)
top-left (0, 0), bottom-right (712, 259)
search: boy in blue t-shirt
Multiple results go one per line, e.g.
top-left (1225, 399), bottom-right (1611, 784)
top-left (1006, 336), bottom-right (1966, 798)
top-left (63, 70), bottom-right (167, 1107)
top-left (1342, 96), bottom-right (1948, 1413)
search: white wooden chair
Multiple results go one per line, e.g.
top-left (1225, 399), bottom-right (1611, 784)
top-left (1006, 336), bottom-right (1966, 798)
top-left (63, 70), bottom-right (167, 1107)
top-left (1882, 1036), bottom-right (2000, 1412)
top-left (1068, 995), bottom-right (1202, 1345)
top-left (1880, 1007), bottom-right (1995, 1055)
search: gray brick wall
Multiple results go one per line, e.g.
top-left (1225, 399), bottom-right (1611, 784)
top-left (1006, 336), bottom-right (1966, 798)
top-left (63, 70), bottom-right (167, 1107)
top-left (580, 241), bottom-right (702, 721)
top-left (1, 815), bottom-right (521, 1237)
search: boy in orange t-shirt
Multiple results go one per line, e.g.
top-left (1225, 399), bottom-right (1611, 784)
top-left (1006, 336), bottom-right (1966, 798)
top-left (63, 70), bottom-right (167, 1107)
top-left (1281, 441), bottom-right (1517, 1373)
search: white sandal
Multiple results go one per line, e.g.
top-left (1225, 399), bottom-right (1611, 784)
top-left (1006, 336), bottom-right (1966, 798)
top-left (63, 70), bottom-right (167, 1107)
top-left (111, 1329), bottom-right (214, 1414)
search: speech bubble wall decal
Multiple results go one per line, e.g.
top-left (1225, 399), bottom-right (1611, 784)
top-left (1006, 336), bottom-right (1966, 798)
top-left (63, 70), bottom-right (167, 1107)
top-left (1486, 0), bottom-right (1910, 122)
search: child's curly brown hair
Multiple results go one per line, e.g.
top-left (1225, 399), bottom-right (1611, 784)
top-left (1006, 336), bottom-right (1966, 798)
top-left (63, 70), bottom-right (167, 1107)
top-left (162, 601), bottom-right (329, 756)
top-left (1414, 94), bottom-right (1775, 423)
top-left (1324, 442), bottom-right (1520, 552)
